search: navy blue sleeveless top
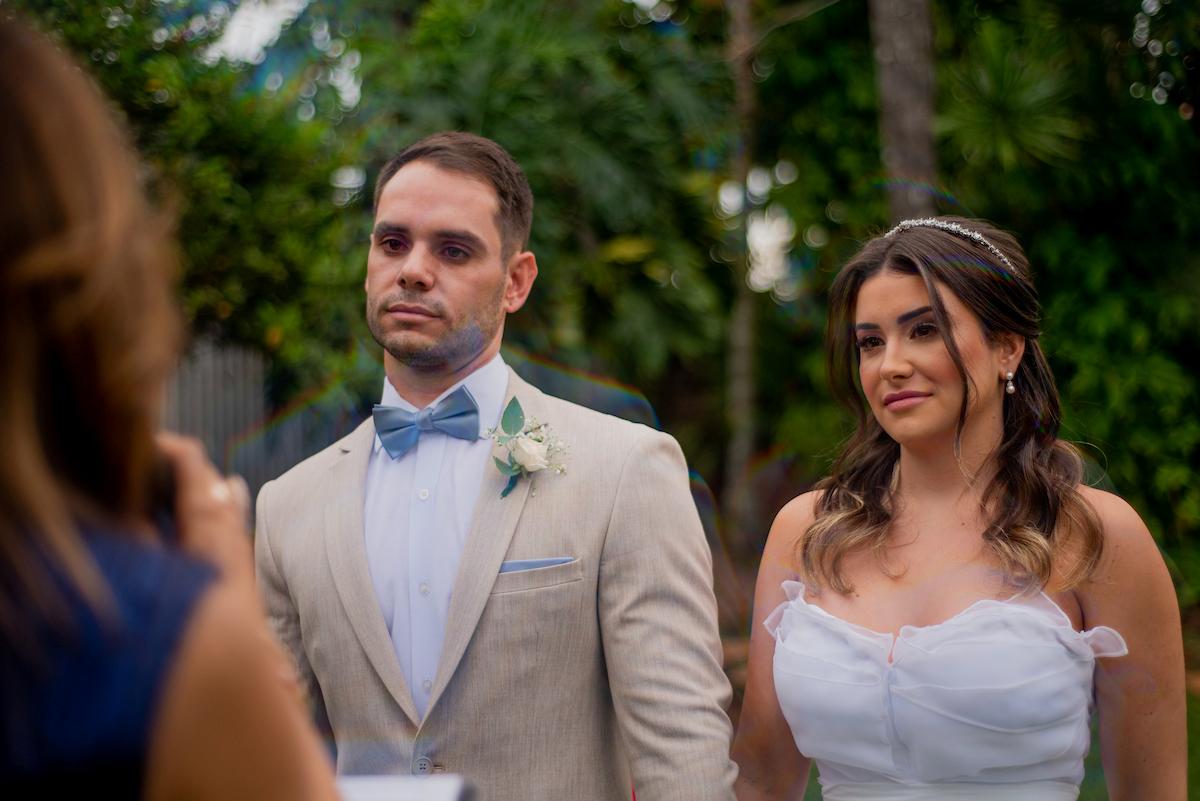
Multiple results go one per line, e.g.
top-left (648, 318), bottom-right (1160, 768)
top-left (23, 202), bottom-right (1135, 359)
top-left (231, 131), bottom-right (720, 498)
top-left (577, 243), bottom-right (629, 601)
top-left (1, 529), bottom-right (217, 795)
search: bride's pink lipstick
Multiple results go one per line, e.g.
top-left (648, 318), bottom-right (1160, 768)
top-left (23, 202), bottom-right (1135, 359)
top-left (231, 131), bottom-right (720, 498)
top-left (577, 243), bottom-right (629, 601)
top-left (883, 390), bottom-right (931, 410)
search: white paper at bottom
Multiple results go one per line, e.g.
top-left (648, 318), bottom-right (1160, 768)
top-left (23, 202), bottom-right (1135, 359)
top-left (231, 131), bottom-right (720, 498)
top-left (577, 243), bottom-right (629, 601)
top-left (337, 775), bottom-right (469, 801)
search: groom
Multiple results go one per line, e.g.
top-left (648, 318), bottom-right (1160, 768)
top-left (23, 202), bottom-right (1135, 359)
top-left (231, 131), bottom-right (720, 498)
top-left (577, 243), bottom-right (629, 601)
top-left (254, 132), bottom-right (737, 800)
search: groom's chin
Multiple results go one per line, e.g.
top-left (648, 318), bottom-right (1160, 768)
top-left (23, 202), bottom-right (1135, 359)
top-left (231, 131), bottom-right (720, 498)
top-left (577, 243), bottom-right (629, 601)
top-left (384, 343), bottom-right (450, 372)
top-left (382, 336), bottom-right (469, 374)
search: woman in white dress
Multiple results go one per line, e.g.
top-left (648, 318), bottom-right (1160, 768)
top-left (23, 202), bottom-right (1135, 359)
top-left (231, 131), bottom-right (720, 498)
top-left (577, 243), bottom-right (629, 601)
top-left (732, 217), bottom-right (1185, 800)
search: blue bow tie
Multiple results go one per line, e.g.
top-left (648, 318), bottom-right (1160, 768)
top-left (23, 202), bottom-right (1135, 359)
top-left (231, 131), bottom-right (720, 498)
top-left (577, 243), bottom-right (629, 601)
top-left (373, 386), bottom-right (480, 459)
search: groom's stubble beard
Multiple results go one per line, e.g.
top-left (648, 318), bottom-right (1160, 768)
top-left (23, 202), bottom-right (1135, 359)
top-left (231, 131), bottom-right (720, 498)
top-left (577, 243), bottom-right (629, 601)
top-left (367, 279), bottom-right (507, 374)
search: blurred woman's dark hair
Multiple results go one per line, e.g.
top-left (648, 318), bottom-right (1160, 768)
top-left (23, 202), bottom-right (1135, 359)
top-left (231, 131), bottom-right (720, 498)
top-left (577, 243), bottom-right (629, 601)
top-left (800, 216), bottom-right (1103, 594)
top-left (0, 14), bottom-right (182, 648)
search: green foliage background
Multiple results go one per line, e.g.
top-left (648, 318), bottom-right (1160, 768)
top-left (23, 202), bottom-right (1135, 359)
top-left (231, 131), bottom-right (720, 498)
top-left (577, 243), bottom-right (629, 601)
top-left (12, 0), bottom-right (1198, 599)
top-left (12, 0), bottom-right (1199, 792)
top-left (13, 0), bottom-right (367, 402)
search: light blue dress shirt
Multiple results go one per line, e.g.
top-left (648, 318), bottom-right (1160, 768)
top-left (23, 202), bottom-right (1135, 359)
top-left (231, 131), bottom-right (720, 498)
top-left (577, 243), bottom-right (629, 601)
top-left (363, 354), bottom-right (508, 719)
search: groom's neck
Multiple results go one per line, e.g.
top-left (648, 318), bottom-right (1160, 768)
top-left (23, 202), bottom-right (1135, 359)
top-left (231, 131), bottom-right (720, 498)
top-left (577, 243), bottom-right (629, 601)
top-left (384, 345), bottom-right (499, 409)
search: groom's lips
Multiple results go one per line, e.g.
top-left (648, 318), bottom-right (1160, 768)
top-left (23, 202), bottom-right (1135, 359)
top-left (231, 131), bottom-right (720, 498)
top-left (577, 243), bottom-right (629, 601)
top-left (387, 303), bottom-right (439, 320)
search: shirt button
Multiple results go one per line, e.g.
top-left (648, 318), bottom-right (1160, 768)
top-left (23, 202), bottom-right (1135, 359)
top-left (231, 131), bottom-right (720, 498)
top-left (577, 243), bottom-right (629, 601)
top-left (419, 582), bottom-right (430, 596)
top-left (417, 488), bottom-right (430, 501)
top-left (422, 679), bottom-right (432, 692)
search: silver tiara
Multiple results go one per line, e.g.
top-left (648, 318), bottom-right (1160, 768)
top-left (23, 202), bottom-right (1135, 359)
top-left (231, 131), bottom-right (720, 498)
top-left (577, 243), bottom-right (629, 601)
top-left (884, 218), bottom-right (1014, 271)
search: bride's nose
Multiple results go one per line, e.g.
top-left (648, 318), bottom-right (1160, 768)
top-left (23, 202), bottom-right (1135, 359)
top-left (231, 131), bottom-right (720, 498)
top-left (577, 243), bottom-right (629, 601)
top-left (880, 340), bottom-right (914, 382)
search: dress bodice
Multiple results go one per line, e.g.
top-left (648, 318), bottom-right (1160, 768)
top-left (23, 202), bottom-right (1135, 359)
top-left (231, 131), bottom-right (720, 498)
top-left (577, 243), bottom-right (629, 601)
top-left (766, 580), bottom-right (1126, 799)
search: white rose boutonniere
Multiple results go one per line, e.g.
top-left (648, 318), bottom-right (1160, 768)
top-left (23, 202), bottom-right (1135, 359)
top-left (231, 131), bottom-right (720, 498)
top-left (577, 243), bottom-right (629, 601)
top-left (510, 435), bottom-right (550, 472)
top-left (486, 397), bottom-right (566, 497)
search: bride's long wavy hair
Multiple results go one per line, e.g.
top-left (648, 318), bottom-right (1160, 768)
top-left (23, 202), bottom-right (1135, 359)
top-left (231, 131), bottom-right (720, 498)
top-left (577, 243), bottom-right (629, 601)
top-left (800, 217), bottom-right (1102, 593)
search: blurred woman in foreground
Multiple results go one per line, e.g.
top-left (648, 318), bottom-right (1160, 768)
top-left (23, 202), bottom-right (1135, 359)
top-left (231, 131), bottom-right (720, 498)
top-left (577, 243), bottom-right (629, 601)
top-left (733, 217), bottom-right (1185, 799)
top-left (0, 16), bottom-right (338, 799)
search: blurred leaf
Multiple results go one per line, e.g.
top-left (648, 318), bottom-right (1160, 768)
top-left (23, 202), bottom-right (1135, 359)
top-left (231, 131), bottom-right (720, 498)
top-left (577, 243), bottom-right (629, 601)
top-left (938, 20), bottom-right (1087, 169)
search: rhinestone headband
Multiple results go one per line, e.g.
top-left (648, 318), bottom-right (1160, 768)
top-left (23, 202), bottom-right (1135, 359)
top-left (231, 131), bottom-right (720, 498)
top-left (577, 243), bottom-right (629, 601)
top-left (884, 218), bottom-right (1014, 271)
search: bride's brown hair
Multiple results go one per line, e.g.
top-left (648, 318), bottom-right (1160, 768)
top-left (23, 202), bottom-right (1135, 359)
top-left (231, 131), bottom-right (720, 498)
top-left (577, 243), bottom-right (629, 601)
top-left (800, 216), bottom-right (1102, 593)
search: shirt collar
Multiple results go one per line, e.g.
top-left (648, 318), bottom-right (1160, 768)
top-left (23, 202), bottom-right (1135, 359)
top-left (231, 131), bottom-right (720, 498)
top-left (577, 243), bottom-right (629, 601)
top-left (373, 353), bottom-right (509, 454)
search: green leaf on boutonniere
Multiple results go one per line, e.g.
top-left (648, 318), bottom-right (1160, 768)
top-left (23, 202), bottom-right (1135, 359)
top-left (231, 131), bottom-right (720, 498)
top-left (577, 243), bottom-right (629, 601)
top-left (499, 474), bottom-right (520, 498)
top-left (493, 456), bottom-right (520, 477)
top-left (500, 397), bottom-right (525, 436)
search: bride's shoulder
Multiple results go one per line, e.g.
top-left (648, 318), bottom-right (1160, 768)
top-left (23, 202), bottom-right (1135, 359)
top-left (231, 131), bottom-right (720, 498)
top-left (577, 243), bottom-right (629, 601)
top-left (1076, 485), bottom-right (1151, 543)
top-left (1063, 489), bottom-right (1179, 662)
top-left (764, 490), bottom-right (825, 554)
top-left (775, 489), bottom-right (823, 525)
top-left (1072, 484), bottom-right (1163, 587)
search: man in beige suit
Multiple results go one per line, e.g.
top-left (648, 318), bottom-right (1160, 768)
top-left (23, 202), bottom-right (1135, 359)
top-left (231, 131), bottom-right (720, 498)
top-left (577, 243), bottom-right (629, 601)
top-left (255, 132), bottom-right (736, 801)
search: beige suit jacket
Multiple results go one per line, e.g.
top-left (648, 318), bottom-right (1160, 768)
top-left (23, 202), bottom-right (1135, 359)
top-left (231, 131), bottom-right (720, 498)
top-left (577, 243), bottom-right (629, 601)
top-left (255, 369), bottom-right (737, 801)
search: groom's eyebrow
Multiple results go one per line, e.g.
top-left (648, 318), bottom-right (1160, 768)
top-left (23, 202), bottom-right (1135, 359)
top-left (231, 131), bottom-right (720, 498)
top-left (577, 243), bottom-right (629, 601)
top-left (372, 222), bottom-right (408, 240)
top-left (371, 222), bottom-right (487, 252)
top-left (855, 305), bottom-right (932, 330)
top-left (432, 228), bottom-right (487, 252)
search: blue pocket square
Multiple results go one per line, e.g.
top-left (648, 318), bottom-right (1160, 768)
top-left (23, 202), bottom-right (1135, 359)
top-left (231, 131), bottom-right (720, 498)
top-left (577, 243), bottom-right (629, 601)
top-left (498, 557), bottom-right (575, 574)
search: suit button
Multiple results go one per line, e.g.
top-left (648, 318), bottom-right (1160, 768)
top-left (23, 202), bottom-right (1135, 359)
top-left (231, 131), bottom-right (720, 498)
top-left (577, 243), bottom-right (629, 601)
top-left (414, 756), bottom-right (433, 774)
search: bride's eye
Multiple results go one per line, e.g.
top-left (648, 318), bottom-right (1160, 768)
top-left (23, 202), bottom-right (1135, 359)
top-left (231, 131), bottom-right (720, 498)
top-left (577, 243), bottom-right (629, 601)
top-left (856, 335), bottom-right (884, 351)
top-left (912, 322), bottom-right (938, 339)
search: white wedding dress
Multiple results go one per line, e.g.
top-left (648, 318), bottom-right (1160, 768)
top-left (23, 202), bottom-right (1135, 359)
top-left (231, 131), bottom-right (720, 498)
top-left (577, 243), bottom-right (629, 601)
top-left (766, 580), bottom-right (1127, 800)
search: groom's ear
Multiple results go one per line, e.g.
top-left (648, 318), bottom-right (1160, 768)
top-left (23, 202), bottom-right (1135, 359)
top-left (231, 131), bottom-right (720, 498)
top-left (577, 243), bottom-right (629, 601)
top-left (503, 251), bottom-right (537, 314)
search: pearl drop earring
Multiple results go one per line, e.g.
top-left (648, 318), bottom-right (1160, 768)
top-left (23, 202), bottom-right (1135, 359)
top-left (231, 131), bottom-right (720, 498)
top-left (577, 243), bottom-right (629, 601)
top-left (1005, 371), bottom-right (1015, 395)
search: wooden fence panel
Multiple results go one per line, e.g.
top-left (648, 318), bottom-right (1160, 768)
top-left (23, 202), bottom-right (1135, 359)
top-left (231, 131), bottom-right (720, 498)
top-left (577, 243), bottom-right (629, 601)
top-left (163, 340), bottom-right (361, 503)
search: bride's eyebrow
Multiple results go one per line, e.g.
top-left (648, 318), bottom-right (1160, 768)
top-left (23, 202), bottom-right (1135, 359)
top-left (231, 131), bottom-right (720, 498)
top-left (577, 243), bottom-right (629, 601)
top-left (855, 305), bottom-right (933, 330)
top-left (897, 305), bottom-right (933, 324)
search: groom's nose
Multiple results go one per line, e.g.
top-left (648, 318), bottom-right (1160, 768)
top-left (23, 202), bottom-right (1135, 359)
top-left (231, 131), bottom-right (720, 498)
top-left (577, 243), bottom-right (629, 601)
top-left (396, 243), bottom-right (436, 290)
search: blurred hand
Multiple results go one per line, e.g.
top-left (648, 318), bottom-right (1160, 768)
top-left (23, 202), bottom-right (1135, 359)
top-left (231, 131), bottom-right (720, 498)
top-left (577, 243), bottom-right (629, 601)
top-left (156, 433), bottom-right (254, 591)
top-left (157, 433), bottom-right (310, 708)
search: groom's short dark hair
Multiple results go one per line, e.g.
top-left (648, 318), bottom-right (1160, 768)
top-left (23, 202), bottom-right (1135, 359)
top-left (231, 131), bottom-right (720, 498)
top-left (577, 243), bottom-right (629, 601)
top-left (374, 132), bottom-right (534, 260)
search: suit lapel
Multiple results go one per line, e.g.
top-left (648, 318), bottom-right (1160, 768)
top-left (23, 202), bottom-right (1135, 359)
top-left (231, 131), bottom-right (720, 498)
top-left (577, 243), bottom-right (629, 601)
top-left (323, 418), bottom-right (421, 725)
top-left (427, 370), bottom-right (542, 711)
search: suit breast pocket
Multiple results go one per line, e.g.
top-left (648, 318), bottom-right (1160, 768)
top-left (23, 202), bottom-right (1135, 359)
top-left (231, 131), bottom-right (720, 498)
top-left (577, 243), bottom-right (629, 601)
top-left (479, 557), bottom-right (590, 674)
top-left (477, 556), bottom-right (590, 690)
top-left (490, 557), bottom-right (583, 594)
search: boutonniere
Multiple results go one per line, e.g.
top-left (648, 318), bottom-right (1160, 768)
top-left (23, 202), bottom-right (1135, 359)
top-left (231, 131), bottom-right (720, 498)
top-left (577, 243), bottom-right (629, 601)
top-left (486, 397), bottom-right (566, 498)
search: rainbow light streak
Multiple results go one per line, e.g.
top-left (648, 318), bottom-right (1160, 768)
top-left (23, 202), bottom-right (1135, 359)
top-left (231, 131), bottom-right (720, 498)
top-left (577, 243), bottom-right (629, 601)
top-left (868, 178), bottom-right (974, 215)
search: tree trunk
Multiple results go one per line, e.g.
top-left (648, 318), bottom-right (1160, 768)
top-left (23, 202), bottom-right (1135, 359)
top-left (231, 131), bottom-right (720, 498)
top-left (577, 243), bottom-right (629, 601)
top-left (723, 279), bottom-right (757, 545)
top-left (721, 0), bottom-right (759, 559)
top-left (868, 0), bottom-right (937, 222)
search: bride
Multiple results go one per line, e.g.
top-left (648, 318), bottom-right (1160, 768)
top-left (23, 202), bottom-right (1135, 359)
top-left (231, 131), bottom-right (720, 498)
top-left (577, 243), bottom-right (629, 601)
top-left (732, 217), bottom-right (1185, 800)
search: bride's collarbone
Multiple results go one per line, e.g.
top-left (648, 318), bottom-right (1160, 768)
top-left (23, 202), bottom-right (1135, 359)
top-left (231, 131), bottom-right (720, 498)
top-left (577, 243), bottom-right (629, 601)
top-left (811, 556), bottom-right (1017, 634)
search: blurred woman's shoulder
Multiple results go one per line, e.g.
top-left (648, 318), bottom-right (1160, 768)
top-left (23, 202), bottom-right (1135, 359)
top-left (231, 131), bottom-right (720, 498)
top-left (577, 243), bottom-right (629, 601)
top-left (143, 575), bottom-right (341, 801)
